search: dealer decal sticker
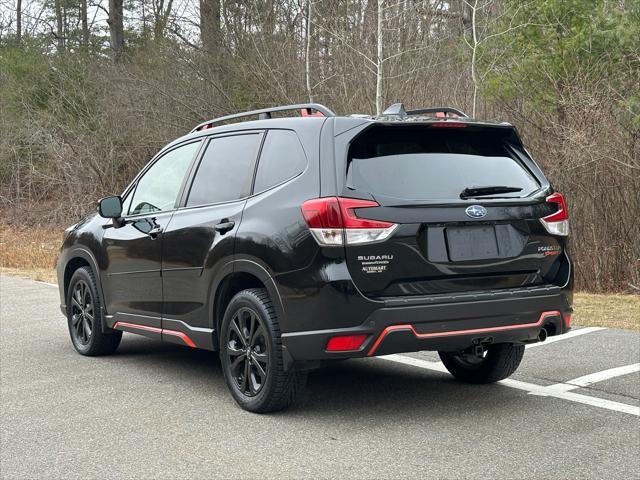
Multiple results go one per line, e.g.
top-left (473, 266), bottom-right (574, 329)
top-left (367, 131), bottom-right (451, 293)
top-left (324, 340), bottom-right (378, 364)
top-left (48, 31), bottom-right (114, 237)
top-left (358, 255), bottom-right (393, 274)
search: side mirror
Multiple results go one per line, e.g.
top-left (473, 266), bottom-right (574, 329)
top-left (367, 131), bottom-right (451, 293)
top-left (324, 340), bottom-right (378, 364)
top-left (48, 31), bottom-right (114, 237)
top-left (98, 196), bottom-right (123, 219)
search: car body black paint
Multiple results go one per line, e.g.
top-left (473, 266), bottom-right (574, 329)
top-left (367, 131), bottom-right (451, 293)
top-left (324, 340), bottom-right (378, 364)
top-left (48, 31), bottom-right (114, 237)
top-left (57, 113), bottom-right (573, 366)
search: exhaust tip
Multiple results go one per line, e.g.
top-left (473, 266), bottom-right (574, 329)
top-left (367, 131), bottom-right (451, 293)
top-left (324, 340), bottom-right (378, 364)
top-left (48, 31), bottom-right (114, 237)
top-left (538, 328), bottom-right (548, 342)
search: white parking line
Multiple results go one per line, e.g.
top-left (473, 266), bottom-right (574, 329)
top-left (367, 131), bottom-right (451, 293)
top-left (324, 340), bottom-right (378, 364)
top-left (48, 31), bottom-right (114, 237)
top-left (566, 363), bottom-right (640, 387)
top-left (534, 363), bottom-right (640, 394)
top-left (378, 354), bottom-right (640, 417)
top-left (383, 327), bottom-right (607, 381)
top-left (525, 326), bottom-right (606, 349)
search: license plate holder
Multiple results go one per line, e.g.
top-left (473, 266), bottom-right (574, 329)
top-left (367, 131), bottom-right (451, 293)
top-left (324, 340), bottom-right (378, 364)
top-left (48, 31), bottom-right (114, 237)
top-left (446, 226), bottom-right (499, 261)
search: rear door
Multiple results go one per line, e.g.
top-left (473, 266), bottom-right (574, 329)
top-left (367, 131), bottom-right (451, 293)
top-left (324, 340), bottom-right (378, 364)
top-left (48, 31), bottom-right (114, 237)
top-left (161, 131), bottom-right (263, 343)
top-left (340, 123), bottom-right (565, 297)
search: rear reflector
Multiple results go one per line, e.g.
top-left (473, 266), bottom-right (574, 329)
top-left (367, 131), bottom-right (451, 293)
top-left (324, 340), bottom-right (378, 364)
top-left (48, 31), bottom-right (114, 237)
top-left (301, 197), bottom-right (397, 246)
top-left (326, 334), bottom-right (368, 352)
top-left (564, 313), bottom-right (571, 328)
top-left (540, 192), bottom-right (569, 236)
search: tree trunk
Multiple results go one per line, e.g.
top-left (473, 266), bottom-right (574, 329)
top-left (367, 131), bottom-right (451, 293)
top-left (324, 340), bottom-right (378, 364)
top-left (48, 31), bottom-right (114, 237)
top-left (376, 0), bottom-right (383, 116)
top-left (16, 0), bottom-right (22, 46)
top-left (108, 0), bottom-right (125, 60)
top-left (305, 0), bottom-right (313, 102)
top-left (81, 0), bottom-right (89, 48)
top-left (200, 0), bottom-right (221, 53)
top-left (469, 0), bottom-right (478, 118)
top-left (262, 0), bottom-right (275, 36)
top-left (54, 0), bottom-right (64, 52)
top-left (153, 0), bottom-right (174, 42)
top-left (461, 0), bottom-right (473, 33)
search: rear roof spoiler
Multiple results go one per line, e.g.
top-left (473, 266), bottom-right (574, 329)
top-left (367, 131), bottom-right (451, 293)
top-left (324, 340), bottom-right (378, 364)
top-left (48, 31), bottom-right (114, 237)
top-left (382, 103), bottom-right (468, 118)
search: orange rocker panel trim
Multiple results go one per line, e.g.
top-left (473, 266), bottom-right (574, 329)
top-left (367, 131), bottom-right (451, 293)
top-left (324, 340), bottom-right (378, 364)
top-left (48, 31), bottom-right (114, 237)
top-left (112, 321), bottom-right (196, 348)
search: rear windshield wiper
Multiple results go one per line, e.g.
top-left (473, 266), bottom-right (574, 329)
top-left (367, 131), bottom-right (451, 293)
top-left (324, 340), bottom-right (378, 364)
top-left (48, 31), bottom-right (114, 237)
top-left (460, 185), bottom-right (523, 199)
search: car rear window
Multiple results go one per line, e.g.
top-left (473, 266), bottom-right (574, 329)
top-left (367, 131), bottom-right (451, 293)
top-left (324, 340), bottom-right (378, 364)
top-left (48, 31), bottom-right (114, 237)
top-left (346, 126), bottom-right (540, 201)
top-left (253, 130), bottom-right (307, 194)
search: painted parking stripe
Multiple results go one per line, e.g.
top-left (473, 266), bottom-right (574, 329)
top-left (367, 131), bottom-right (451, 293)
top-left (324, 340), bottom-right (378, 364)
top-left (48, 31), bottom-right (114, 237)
top-left (378, 354), bottom-right (640, 417)
top-left (525, 326), bottom-right (606, 349)
top-left (567, 363), bottom-right (640, 387)
top-left (532, 390), bottom-right (640, 416)
top-left (534, 363), bottom-right (640, 394)
top-left (379, 354), bottom-right (449, 373)
top-left (384, 327), bottom-right (608, 381)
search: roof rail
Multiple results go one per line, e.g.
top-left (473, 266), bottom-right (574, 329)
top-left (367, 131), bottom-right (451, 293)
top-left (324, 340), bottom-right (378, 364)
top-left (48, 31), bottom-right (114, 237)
top-left (190, 103), bottom-right (336, 133)
top-left (382, 103), bottom-right (468, 118)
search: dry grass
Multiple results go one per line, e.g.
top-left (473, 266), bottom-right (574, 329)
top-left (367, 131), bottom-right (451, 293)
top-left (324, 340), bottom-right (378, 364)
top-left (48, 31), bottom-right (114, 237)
top-left (573, 293), bottom-right (640, 331)
top-left (0, 226), bottom-right (61, 283)
top-left (0, 226), bottom-right (61, 269)
top-left (0, 227), bottom-right (638, 330)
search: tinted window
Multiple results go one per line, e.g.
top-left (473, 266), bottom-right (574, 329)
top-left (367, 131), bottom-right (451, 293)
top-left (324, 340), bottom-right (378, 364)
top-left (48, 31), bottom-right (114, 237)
top-left (128, 141), bottom-right (200, 215)
top-left (187, 133), bottom-right (261, 206)
top-left (347, 126), bottom-right (539, 201)
top-left (254, 130), bottom-right (307, 193)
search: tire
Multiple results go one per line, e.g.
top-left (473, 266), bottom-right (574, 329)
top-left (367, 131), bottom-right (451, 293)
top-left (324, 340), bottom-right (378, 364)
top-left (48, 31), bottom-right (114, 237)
top-left (66, 266), bottom-right (122, 356)
top-left (220, 288), bottom-right (306, 413)
top-left (438, 343), bottom-right (525, 384)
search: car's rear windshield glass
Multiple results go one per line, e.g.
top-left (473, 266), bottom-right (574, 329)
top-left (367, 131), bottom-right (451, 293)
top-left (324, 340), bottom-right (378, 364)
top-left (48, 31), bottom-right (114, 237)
top-left (346, 126), bottom-right (540, 201)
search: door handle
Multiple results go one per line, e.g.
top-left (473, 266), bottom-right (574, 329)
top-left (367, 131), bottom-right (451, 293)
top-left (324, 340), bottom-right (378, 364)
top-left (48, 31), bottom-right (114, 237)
top-left (214, 220), bottom-right (235, 235)
top-left (147, 225), bottom-right (163, 239)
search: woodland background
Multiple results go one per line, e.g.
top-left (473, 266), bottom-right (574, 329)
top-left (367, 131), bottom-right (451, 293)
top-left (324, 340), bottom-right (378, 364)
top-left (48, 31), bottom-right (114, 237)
top-left (0, 0), bottom-right (638, 292)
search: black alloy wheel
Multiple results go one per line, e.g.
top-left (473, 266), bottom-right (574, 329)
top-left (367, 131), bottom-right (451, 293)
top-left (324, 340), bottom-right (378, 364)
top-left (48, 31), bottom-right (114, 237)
top-left (70, 279), bottom-right (94, 345)
top-left (66, 266), bottom-right (122, 356)
top-left (226, 306), bottom-right (270, 397)
top-left (220, 288), bottom-right (307, 413)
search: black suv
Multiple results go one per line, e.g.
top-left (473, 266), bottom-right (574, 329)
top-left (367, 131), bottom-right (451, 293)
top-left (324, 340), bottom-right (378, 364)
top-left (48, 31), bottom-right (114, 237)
top-left (57, 103), bottom-right (573, 412)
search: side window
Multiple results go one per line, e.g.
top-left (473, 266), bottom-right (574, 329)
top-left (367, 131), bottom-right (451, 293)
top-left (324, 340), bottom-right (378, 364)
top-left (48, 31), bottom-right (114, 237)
top-left (128, 141), bottom-right (200, 216)
top-left (186, 133), bottom-right (261, 206)
top-left (253, 130), bottom-right (307, 194)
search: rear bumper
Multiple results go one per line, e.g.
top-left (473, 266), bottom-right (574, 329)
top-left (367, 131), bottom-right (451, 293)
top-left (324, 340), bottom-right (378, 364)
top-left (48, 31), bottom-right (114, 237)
top-left (281, 290), bottom-right (572, 362)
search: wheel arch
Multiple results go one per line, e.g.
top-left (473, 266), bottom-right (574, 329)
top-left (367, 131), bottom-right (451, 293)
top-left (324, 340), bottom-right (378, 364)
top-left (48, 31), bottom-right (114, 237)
top-left (62, 248), bottom-right (107, 324)
top-left (211, 259), bottom-right (286, 346)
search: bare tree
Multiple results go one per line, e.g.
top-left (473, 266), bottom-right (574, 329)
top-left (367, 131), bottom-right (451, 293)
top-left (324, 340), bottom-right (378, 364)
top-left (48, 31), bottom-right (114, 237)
top-left (463, 0), bottom-right (535, 117)
top-left (376, 0), bottom-right (383, 115)
top-left (465, 0), bottom-right (479, 117)
top-left (81, 0), bottom-right (89, 47)
top-left (107, 0), bottom-right (125, 59)
top-left (16, 0), bottom-right (22, 46)
top-left (200, 0), bottom-right (220, 53)
top-left (152, 0), bottom-right (175, 41)
top-left (54, 0), bottom-right (64, 51)
top-left (305, 0), bottom-right (313, 102)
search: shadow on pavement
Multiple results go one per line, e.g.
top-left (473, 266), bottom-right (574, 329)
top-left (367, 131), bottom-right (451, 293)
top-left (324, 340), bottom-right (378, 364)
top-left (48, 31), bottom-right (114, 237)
top-left (109, 335), bottom-right (529, 418)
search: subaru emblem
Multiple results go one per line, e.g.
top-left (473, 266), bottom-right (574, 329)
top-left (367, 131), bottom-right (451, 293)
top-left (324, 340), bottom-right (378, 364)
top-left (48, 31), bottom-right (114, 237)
top-left (465, 205), bottom-right (487, 219)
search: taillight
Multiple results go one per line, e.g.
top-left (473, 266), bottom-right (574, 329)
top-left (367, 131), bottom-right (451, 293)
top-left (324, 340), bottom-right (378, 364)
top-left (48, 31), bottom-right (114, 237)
top-left (301, 197), bottom-right (398, 246)
top-left (540, 192), bottom-right (569, 236)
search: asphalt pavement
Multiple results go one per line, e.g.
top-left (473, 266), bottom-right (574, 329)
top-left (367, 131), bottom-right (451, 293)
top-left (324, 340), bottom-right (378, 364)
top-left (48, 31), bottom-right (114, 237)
top-left (1, 275), bottom-right (639, 479)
